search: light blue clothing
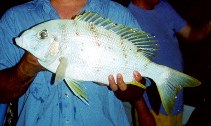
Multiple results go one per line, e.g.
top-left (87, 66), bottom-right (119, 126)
top-left (128, 0), bottom-right (187, 115)
top-left (0, 104), bottom-right (7, 126)
top-left (0, 0), bottom-right (141, 126)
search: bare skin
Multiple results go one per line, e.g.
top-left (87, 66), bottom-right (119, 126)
top-left (0, 53), bottom-right (45, 103)
top-left (108, 71), bottom-right (156, 126)
top-left (51, 0), bottom-right (87, 19)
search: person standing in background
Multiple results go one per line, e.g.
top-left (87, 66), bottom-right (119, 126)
top-left (126, 0), bottom-right (211, 126)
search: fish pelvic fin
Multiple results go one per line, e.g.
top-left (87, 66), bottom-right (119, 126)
top-left (54, 57), bottom-right (68, 84)
top-left (75, 11), bottom-right (158, 60)
top-left (147, 63), bottom-right (201, 114)
top-left (65, 79), bottom-right (88, 104)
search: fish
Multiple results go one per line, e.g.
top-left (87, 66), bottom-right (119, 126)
top-left (15, 11), bottom-right (201, 114)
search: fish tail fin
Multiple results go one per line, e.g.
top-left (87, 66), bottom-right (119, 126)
top-left (146, 63), bottom-right (201, 114)
top-left (65, 79), bottom-right (89, 104)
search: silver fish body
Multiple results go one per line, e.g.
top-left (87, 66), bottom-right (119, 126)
top-left (15, 12), bottom-right (201, 114)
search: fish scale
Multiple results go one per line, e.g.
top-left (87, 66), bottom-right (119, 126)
top-left (15, 11), bottom-right (201, 114)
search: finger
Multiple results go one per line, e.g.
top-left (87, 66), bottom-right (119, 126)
top-left (108, 75), bottom-right (118, 91)
top-left (133, 71), bottom-right (145, 84)
top-left (117, 73), bottom-right (127, 91)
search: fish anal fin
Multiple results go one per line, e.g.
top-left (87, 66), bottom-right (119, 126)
top-left (65, 79), bottom-right (88, 104)
top-left (126, 81), bottom-right (146, 89)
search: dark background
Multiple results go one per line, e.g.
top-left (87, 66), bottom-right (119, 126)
top-left (1, 0), bottom-right (211, 125)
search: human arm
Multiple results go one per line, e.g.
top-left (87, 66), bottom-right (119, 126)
top-left (108, 71), bottom-right (156, 126)
top-left (0, 52), bottom-right (45, 103)
top-left (161, 0), bottom-right (211, 43)
top-left (132, 98), bottom-right (156, 126)
top-left (177, 20), bottom-right (211, 43)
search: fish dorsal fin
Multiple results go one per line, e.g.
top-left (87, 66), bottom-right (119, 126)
top-left (75, 11), bottom-right (159, 59)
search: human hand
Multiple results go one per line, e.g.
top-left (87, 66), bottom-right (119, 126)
top-left (108, 71), bottom-right (146, 102)
top-left (17, 52), bottom-right (45, 77)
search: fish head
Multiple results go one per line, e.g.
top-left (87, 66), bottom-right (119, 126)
top-left (15, 21), bottom-right (61, 62)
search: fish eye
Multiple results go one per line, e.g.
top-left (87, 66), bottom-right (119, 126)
top-left (38, 29), bottom-right (48, 39)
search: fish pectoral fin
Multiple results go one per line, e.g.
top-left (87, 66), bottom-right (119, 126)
top-left (126, 81), bottom-right (146, 89)
top-left (65, 79), bottom-right (88, 104)
top-left (54, 57), bottom-right (68, 84)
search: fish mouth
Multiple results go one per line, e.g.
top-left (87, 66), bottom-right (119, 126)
top-left (15, 37), bottom-right (23, 47)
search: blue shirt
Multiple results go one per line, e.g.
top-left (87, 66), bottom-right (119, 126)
top-left (0, 104), bottom-right (7, 126)
top-left (0, 0), bottom-right (141, 125)
top-left (128, 0), bottom-right (187, 115)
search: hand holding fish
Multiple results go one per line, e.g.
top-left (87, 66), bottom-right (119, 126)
top-left (109, 71), bottom-right (145, 102)
top-left (0, 52), bottom-right (46, 102)
top-left (20, 52), bottom-right (46, 77)
top-left (109, 71), bottom-right (156, 126)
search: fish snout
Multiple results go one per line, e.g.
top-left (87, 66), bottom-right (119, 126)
top-left (15, 37), bottom-right (23, 46)
top-left (15, 37), bottom-right (24, 48)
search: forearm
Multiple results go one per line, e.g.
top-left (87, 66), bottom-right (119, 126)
top-left (190, 21), bottom-right (211, 42)
top-left (0, 66), bottom-right (35, 103)
top-left (0, 53), bottom-right (43, 103)
top-left (181, 21), bottom-right (211, 43)
top-left (133, 98), bottom-right (156, 126)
